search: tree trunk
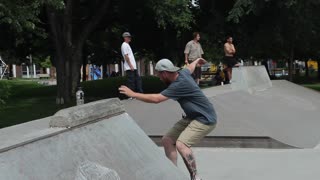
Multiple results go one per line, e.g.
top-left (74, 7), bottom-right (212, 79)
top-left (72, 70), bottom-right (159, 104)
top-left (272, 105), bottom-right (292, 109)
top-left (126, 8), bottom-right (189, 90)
top-left (46, 0), bottom-right (111, 104)
top-left (82, 55), bottom-right (87, 82)
top-left (70, 50), bottom-right (82, 96)
top-left (317, 59), bottom-right (320, 80)
top-left (305, 59), bottom-right (309, 78)
top-left (288, 45), bottom-right (294, 82)
top-left (102, 64), bottom-right (107, 79)
top-left (47, 7), bottom-right (69, 104)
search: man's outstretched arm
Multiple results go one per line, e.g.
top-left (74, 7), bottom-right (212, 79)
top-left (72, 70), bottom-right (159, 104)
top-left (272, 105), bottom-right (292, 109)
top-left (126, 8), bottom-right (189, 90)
top-left (119, 85), bottom-right (168, 103)
top-left (186, 58), bottom-right (207, 74)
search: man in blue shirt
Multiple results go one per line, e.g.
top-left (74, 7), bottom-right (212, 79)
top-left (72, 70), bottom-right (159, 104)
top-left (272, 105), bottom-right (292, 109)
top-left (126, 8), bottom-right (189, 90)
top-left (119, 58), bottom-right (217, 180)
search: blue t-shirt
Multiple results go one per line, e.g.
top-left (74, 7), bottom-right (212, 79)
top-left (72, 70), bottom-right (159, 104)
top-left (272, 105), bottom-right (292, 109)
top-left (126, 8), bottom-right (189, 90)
top-left (161, 68), bottom-right (217, 125)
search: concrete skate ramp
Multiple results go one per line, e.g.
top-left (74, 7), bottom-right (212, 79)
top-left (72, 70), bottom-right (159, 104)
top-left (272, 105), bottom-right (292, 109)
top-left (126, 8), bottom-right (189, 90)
top-left (231, 66), bottom-right (272, 93)
top-left (213, 80), bottom-right (320, 148)
top-left (0, 99), bottom-right (188, 180)
top-left (124, 67), bottom-right (320, 148)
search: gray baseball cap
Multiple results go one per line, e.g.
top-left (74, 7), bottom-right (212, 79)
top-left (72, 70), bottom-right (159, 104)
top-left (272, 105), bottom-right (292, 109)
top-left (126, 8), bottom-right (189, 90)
top-left (122, 32), bottom-right (131, 37)
top-left (155, 59), bottom-right (180, 72)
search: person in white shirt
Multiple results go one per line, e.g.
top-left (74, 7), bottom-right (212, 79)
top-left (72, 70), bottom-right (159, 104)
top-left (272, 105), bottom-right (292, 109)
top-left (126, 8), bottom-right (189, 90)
top-left (121, 32), bottom-right (143, 96)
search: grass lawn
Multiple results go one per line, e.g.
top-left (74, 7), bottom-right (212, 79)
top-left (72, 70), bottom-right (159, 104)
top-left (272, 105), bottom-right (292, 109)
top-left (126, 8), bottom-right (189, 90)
top-left (0, 77), bottom-right (165, 129)
top-left (0, 96), bottom-right (63, 128)
top-left (303, 84), bottom-right (320, 92)
top-left (0, 80), bottom-right (68, 128)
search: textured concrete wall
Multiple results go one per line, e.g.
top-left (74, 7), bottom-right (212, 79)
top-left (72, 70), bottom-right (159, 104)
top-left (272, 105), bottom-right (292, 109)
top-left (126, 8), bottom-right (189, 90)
top-left (0, 99), bottom-right (188, 180)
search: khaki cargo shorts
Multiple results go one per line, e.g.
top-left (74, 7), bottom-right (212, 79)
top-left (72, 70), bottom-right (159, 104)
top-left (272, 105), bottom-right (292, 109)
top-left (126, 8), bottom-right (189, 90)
top-left (165, 119), bottom-right (216, 147)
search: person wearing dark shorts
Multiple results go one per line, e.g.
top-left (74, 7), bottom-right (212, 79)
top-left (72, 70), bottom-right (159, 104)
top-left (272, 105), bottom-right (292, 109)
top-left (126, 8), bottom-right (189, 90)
top-left (223, 56), bottom-right (237, 68)
top-left (184, 32), bottom-right (204, 85)
top-left (119, 58), bottom-right (217, 180)
top-left (223, 36), bottom-right (239, 84)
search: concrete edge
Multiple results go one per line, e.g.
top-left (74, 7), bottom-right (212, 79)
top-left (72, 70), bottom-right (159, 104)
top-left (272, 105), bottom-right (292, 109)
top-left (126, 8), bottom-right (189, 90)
top-left (50, 98), bottom-right (125, 128)
top-left (0, 127), bottom-right (66, 153)
top-left (0, 112), bottom-right (127, 153)
top-left (1, 98), bottom-right (126, 153)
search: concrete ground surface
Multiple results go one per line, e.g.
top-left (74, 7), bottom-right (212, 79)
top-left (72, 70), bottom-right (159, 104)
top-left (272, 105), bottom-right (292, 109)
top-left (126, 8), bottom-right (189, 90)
top-left (1, 66), bottom-right (320, 180)
top-left (124, 80), bottom-right (320, 148)
top-left (175, 147), bottom-right (320, 180)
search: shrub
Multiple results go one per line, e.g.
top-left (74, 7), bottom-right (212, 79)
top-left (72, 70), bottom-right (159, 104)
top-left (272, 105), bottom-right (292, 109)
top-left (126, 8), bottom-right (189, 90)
top-left (5, 76), bottom-right (166, 101)
top-left (82, 76), bottom-right (166, 100)
top-left (0, 81), bottom-right (11, 105)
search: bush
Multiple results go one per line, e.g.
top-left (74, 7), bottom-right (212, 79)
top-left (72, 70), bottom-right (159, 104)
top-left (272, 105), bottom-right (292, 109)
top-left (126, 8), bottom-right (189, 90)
top-left (82, 76), bottom-right (166, 101)
top-left (8, 80), bottom-right (55, 98)
top-left (4, 76), bottom-right (166, 101)
top-left (0, 81), bottom-right (11, 105)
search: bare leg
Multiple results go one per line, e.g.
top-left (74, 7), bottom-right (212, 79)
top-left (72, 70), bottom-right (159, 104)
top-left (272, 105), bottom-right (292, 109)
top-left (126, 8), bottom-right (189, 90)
top-left (176, 141), bottom-right (199, 180)
top-left (223, 65), bottom-right (229, 82)
top-left (162, 136), bottom-right (178, 165)
top-left (229, 67), bottom-right (232, 81)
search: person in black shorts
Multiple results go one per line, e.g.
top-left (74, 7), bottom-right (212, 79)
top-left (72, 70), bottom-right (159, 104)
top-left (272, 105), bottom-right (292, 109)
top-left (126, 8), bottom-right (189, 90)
top-left (223, 36), bottom-right (239, 84)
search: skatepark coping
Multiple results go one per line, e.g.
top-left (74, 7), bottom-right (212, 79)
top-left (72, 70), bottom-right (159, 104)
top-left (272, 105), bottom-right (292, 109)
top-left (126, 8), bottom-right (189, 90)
top-left (50, 98), bottom-right (125, 128)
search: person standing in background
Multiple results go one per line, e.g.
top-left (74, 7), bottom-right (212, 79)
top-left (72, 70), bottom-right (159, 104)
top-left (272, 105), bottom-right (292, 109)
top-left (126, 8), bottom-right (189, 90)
top-left (223, 36), bottom-right (239, 84)
top-left (121, 32), bottom-right (143, 98)
top-left (184, 32), bottom-right (204, 85)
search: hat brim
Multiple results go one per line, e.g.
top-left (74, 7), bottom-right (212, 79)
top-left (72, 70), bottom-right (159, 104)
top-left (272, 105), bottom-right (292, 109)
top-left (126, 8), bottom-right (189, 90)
top-left (165, 67), bottom-right (181, 72)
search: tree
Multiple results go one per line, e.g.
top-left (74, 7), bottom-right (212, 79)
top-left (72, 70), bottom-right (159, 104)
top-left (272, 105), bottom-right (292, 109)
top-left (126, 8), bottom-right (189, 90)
top-left (0, 0), bottom-right (48, 63)
top-left (227, 0), bottom-right (320, 81)
top-left (45, 0), bottom-right (195, 104)
top-left (45, 0), bottom-right (112, 104)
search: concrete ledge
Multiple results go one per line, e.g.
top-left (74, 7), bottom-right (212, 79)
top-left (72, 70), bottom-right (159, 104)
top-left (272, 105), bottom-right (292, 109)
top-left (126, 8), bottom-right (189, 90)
top-left (0, 116), bottom-right (66, 153)
top-left (0, 113), bottom-right (188, 180)
top-left (231, 66), bottom-right (272, 94)
top-left (50, 98), bottom-right (125, 128)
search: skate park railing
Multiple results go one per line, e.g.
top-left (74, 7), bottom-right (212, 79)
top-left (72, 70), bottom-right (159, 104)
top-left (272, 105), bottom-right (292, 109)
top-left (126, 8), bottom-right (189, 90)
top-left (0, 98), bottom-right (188, 180)
top-left (231, 66), bottom-right (272, 94)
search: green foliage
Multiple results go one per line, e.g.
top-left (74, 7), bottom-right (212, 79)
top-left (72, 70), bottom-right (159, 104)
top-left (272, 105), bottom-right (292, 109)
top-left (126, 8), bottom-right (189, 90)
top-left (2, 77), bottom-right (166, 102)
top-left (82, 76), bottom-right (166, 100)
top-left (0, 0), bottom-right (63, 32)
top-left (5, 80), bottom-right (53, 98)
top-left (39, 56), bottom-right (52, 68)
top-left (149, 0), bottom-right (194, 30)
top-left (0, 96), bottom-right (63, 128)
top-left (135, 49), bottom-right (156, 62)
top-left (0, 0), bottom-right (63, 65)
top-left (0, 81), bottom-right (11, 105)
top-left (0, 77), bottom-right (166, 128)
top-left (227, 0), bottom-right (255, 23)
top-left (200, 33), bottom-right (223, 62)
top-left (304, 84), bottom-right (320, 92)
